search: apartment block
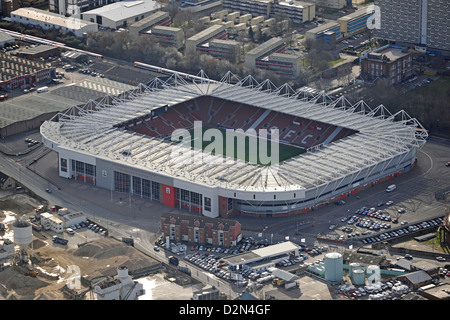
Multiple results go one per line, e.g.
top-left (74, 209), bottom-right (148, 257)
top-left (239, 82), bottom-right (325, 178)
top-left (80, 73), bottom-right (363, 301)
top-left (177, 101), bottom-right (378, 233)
top-left (374, 0), bottom-right (450, 52)
top-left (150, 26), bottom-right (184, 49)
top-left (161, 212), bottom-right (242, 248)
top-left (198, 39), bottom-right (243, 63)
top-left (223, 0), bottom-right (271, 18)
top-left (360, 46), bottom-right (413, 85)
top-left (185, 24), bottom-right (228, 55)
top-left (128, 11), bottom-right (171, 39)
top-left (337, 8), bottom-right (374, 38)
top-left (256, 52), bottom-right (302, 78)
top-left (50, 0), bottom-right (109, 16)
top-left (305, 21), bottom-right (341, 49)
top-left (245, 37), bottom-right (286, 68)
top-left (314, 0), bottom-right (346, 9)
top-left (273, 0), bottom-right (315, 24)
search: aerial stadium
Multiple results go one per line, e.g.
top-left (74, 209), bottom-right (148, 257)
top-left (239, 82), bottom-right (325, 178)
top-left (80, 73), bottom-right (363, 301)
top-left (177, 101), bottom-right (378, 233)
top-left (40, 67), bottom-right (428, 219)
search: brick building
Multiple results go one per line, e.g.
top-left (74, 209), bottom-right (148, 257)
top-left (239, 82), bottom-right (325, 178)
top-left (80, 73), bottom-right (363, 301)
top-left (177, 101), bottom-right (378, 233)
top-left (360, 46), bottom-right (413, 85)
top-left (161, 212), bottom-right (242, 248)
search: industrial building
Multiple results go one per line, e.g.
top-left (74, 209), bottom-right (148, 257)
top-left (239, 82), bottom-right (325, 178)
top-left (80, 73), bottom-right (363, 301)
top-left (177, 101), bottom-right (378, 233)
top-left (10, 7), bottom-right (98, 38)
top-left (40, 71), bottom-right (427, 218)
top-left (161, 212), bottom-right (242, 248)
top-left (185, 24), bottom-right (228, 55)
top-left (149, 26), bottom-right (185, 49)
top-left (360, 45), bottom-right (413, 85)
top-left (77, 0), bottom-right (162, 30)
top-left (222, 241), bottom-right (301, 270)
top-left (15, 45), bottom-right (60, 61)
top-left (0, 31), bottom-right (15, 48)
top-left (305, 21), bottom-right (341, 49)
top-left (197, 38), bottom-right (243, 63)
top-left (373, 0), bottom-right (450, 53)
top-left (0, 52), bottom-right (56, 91)
top-left (94, 266), bottom-right (145, 300)
top-left (128, 11), bottom-right (171, 39)
top-left (40, 212), bottom-right (64, 233)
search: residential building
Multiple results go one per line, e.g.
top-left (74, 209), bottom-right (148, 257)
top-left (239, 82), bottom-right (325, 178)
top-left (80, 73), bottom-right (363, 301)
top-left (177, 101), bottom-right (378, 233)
top-left (198, 38), bottom-right (243, 63)
top-left (0, 172), bottom-right (15, 190)
top-left (128, 11), bottom-right (171, 39)
top-left (257, 52), bottom-right (302, 78)
top-left (149, 26), bottom-right (184, 49)
top-left (222, 0), bottom-right (315, 23)
top-left (337, 8), bottom-right (374, 38)
top-left (185, 24), bottom-right (228, 55)
top-left (245, 36), bottom-right (285, 68)
top-left (374, 0), bottom-right (450, 53)
top-left (10, 7), bottom-right (98, 38)
top-left (77, 0), bottom-right (162, 30)
top-left (50, 0), bottom-right (111, 16)
top-left (160, 212), bottom-right (242, 248)
top-left (305, 21), bottom-right (341, 49)
top-left (314, 0), bottom-right (346, 9)
top-left (360, 45), bottom-right (413, 85)
top-left (272, 0), bottom-right (315, 24)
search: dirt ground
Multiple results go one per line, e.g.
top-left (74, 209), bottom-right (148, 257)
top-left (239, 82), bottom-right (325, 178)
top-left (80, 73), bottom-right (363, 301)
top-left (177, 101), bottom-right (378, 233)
top-left (0, 192), bottom-right (161, 300)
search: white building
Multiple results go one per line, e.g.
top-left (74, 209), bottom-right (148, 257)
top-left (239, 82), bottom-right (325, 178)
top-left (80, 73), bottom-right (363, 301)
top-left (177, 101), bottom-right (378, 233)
top-left (10, 8), bottom-right (98, 38)
top-left (94, 266), bottom-right (145, 300)
top-left (63, 211), bottom-right (87, 228)
top-left (40, 212), bottom-right (64, 233)
top-left (77, 0), bottom-right (163, 30)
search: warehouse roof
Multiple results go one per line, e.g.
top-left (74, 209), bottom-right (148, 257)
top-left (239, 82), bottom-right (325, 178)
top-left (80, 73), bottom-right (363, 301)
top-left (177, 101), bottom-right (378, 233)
top-left (82, 0), bottom-right (160, 22)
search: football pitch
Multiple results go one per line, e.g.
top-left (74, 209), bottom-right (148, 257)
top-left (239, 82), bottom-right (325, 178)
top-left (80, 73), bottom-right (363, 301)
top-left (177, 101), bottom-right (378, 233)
top-left (186, 126), bottom-right (306, 165)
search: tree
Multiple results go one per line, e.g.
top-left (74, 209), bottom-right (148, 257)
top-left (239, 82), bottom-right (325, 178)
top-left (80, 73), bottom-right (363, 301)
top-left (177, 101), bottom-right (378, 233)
top-left (248, 26), bottom-right (255, 42)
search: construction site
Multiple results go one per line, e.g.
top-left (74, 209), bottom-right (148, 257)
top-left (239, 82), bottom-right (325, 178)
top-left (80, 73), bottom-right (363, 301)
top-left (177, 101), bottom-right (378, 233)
top-left (0, 191), bottom-right (167, 300)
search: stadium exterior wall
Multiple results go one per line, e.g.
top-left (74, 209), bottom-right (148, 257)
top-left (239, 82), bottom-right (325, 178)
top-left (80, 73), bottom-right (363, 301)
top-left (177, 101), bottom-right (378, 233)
top-left (44, 134), bottom-right (418, 218)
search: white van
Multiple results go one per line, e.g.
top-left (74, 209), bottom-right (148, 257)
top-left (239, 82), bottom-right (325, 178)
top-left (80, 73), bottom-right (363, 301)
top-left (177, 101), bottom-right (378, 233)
top-left (386, 184), bottom-right (396, 192)
top-left (37, 86), bottom-right (49, 93)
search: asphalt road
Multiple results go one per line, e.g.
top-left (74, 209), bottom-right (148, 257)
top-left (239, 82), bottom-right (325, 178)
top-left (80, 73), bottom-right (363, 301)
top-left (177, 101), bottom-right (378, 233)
top-left (0, 131), bottom-right (449, 254)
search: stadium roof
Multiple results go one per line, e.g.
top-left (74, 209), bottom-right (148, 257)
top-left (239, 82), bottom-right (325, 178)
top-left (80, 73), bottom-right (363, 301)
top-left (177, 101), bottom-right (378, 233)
top-left (41, 71), bottom-right (428, 193)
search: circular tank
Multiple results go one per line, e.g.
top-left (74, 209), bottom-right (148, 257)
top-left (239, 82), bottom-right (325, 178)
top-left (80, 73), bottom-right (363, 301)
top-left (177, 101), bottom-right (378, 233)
top-left (349, 262), bottom-right (360, 275)
top-left (366, 265), bottom-right (381, 284)
top-left (352, 268), bottom-right (366, 286)
top-left (324, 252), bottom-right (343, 282)
top-left (13, 220), bottom-right (33, 246)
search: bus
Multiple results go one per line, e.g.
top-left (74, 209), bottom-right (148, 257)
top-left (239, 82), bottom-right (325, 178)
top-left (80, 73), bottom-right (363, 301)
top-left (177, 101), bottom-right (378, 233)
top-left (37, 86), bottom-right (49, 93)
top-left (385, 184), bottom-right (396, 192)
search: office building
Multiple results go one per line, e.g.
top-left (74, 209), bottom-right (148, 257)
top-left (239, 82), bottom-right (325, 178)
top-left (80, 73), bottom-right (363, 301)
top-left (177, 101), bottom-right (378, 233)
top-left (305, 21), bottom-right (341, 49)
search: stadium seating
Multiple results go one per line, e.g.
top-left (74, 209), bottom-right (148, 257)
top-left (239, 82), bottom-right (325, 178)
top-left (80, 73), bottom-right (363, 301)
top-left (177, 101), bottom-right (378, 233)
top-left (120, 96), bottom-right (357, 146)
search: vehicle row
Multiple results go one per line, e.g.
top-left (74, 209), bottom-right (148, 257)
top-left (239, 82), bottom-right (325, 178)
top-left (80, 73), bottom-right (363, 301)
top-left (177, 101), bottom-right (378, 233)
top-left (361, 217), bottom-right (443, 244)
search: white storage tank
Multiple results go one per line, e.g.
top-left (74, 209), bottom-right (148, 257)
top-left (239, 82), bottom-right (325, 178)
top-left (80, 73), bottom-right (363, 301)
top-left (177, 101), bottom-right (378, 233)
top-left (13, 220), bottom-right (33, 246)
top-left (366, 265), bottom-right (381, 284)
top-left (352, 268), bottom-right (366, 286)
top-left (324, 252), bottom-right (343, 282)
top-left (349, 262), bottom-right (360, 275)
